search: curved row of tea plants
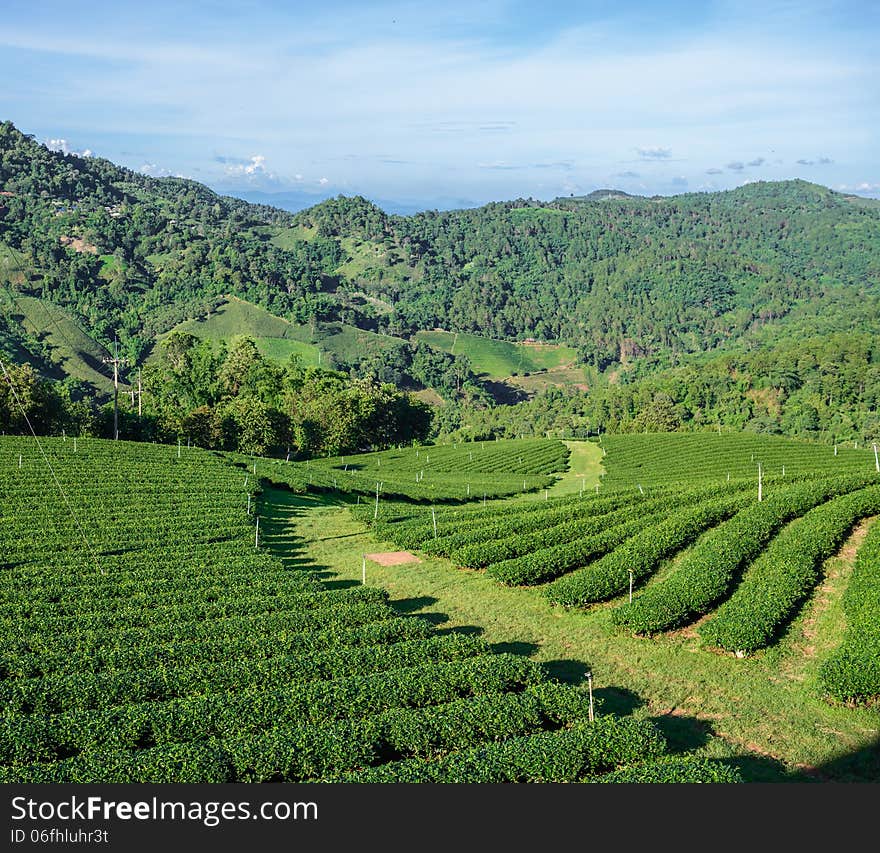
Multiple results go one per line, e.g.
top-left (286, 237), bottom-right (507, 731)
top-left (612, 475), bottom-right (876, 635)
top-left (700, 485), bottom-right (880, 653)
top-left (599, 433), bottom-right (874, 490)
top-left (0, 435), bottom-right (705, 783)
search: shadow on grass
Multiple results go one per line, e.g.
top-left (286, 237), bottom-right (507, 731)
top-left (541, 659), bottom-right (591, 685)
top-left (724, 754), bottom-right (806, 783)
top-left (492, 641), bottom-right (539, 657)
top-left (648, 712), bottom-right (714, 754)
top-left (321, 579), bottom-right (361, 590)
top-left (592, 686), bottom-right (644, 716)
top-left (437, 624), bottom-right (485, 638)
top-left (814, 736), bottom-right (880, 782)
top-left (391, 595), bottom-right (439, 614)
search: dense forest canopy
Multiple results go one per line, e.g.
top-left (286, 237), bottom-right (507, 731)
top-left (1, 120), bottom-right (879, 446)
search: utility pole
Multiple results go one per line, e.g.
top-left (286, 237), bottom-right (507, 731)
top-left (128, 367), bottom-right (144, 418)
top-left (102, 336), bottom-right (127, 440)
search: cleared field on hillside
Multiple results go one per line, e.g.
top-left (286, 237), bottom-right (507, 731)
top-left (162, 297), bottom-right (321, 366)
top-left (3, 294), bottom-right (115, 394)
top-left (414, 330), bottom-right (579, 379)
top-left (163, 297), bottom-right (407, 369)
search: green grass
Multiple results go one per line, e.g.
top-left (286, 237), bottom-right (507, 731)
top-left (253, 336), bottom-right (321, 366)
top-left (336, 236), bottom-right (415, 284)
top-left (98, 254), bottom-right (122, 278)
top-left (173, 296), bottom-right (294, 340)
top-left (161, 297), bottom-right (322, 365)
top-left (260, 486), bottom-right (880, 780)
top-left (0, 240), bottom-right (27, 276)
top-left (144, 250), bottom-right (175, 268)
top-left (3, 295), bottom-right (115, 394)
top-left (546, 440), bottom-right (605, 497)
top-left (163, 297), bottom-right (404, 368)
top-left (414, 330), bottom-right (579, 380)
top-left (266, 224), bottom-right (318, 248)
top-left (297, 321), bottom-right (410, 367)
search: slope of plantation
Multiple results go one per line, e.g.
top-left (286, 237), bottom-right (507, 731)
top-left (599, 433), bottom-right (874, 490)
top-left (701, 485), bottom-right (880, 654)
top-left (544, 493), bottom-right (752, 606)
top-left (819, 519), bottom-right (880, 702)
top-left (363, 476), bottom-right (803, 591)
top-left (291, 488), bottom-right (880, 778)
top-left (351, 439), bottom-right (880, 698)
top-left (612, 474), bottom-right (878, 635)
top-left (254, 438), bottom-right (570, 502)
top-left (2, 293), bottom-right (116, 394)
top-left (0, 435), bottom-right (694, 783)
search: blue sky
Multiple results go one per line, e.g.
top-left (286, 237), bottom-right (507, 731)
top-left (1, 0), bottom-right (878, 210)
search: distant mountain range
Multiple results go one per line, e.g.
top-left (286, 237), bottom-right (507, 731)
top-left (217, 187), bottom-right (481, 216)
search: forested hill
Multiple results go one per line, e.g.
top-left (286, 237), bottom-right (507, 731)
top-left (295, 181), bottom-right (880, 372)
top-left (1, 120), bottom-right (880, 443)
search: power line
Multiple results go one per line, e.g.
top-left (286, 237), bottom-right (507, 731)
top-left (0, 357), bottom-right (104, 575)
top-left (2, 241), bottom-right (124, 395)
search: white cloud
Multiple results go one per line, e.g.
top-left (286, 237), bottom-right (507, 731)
top-left (838, 181), bottom-right (880, 194)
top-left (140, 163), bottom-right (176, 177)
top-left (225, 154), bottom-right (269, 176)
top-left (245, 155), bottom-right (266, 175)
top-left (636, 146), bottom-right (672, 160)
top-left (318, 177), bottom-right (329, 185)
top-left (46, 137), bottom-right (92, 158)
top-left (18, 6), bottom-right (877, 201)
top-left (47, 138), bottom-right (70, 154)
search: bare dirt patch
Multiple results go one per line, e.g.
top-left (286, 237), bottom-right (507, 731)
top-left (60, 235), bottom-right (98, 254)
top-left (365, 551), bottom-right (422, 566)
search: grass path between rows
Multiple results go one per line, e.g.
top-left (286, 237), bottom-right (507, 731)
top-left (260, 487), bottom-right (880, 782)
top-left (546, 440), bottom-right (605, 497)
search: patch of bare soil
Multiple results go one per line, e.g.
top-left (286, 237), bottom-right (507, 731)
top-left (60, 235), bottom-right (98, 254)
top-left (365, 551), bottom-right (422, 566)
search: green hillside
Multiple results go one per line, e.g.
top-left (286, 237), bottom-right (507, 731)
top-left (414, 330), bottom-right (578, 379)
top-left (165, 297), bottom-right (322, 367)
top-left (1, 293), bottom-right (115, 394)
top-left (2, 122), bottom-right (880, 443)
top-left (161, 296), bottom-right (411, 372)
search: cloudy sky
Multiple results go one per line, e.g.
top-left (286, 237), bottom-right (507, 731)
top-left (1, 0), bottom-right (878, 210)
